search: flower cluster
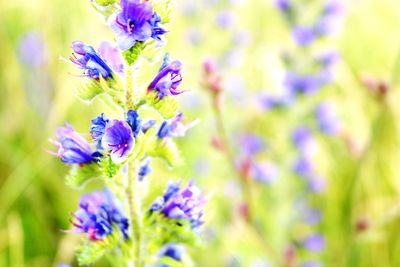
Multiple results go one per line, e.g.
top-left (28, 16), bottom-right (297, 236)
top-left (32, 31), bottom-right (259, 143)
top-left (68, 189), bottom-right (129, 240)
top-left (52, 0), bottom-right (206, 266)
top-left (150, 180), bottom-right (206, 229)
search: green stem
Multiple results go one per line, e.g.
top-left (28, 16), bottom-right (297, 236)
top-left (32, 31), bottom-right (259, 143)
top-left (125, 66), bottom-right (134, 110)
top-left (126, 160), bottom-right (143, 267)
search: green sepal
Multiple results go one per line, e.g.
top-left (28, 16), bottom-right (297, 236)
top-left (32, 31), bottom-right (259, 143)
top-left (76, 229), bottom-right (122, 266)
top-left (148, 138), bottom-right (182, 167)
top-left (77, 76), bottom-right (124, 107)
top-left (98, 156), bottom-right (122, 179)
top-left (145, 91), bottom-right (179, 119)
top-left (152, 0), bottom-right (172, 23)
top-left (90, 1), bottom-right (118, 18)
top-left (123, 42), bottom-right (145, 65)
top-left (77, 79), bottom-right (104, 102)
top-left (145, 213), bottom-right (201, 246)
top-left (93, 0), bottom-right (116, 5)
top-left (65, 162), bottom-right (101, 189)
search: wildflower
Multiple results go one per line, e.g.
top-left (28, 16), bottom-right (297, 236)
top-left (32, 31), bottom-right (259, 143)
top-left (315, 102), bottom-right (341, 136)
top-left (157, 112), bottom-right (198, 139)
top-left (138, 158), bottom-right (151, 181)
top-left (151, 180), bottom-right (206, 229)
top-left (292, 25), bottom-right (315, 46)
top-left (70, 41), bottom-right (114, 79)
top-left (301, 261), bottom-right (323, 267)
top-left (252, 161), bottom-right (279, 184)
top-left (276, 0), bottom-right (291, 12)
top-left (308, 175), bottom-right (326, 193)
top-left (239, 134), bottom-right (264, 157)
top-left (90, 113), bottom-right (109, 149)
top-left (216, 11), bottom-right (236, 29)
top-left (157, 243), bottom-right (185, 261)
top-left (68, 189), bottom-right (129, 240)
top-left (303, 233), bottom-right (325, 252)
top-left (126, 109), bottom-right (141, 137)
top-left (98, 41), bottom-right (124, 74)
top-left (292, 126), bottom-right (317, 156)
top-left (51, 124), bottom-right (98, 164)
top-left (284, 72), bottom-right (321, 95)
top-left (102, 120), bottom-right (135, 163)
top-left (148, 53), bottom-right (183, 99)
top-left (293, 156), bottom-right (314, 178)
top-left (108, 0), bottom-right (166, 51)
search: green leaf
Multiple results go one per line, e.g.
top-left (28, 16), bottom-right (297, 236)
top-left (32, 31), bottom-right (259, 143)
top-left (145, 91), bottom-right (179, 119)
top-left (65, 163), bottom-right (100, 189)
top-left (98, 156), bottom-right (122, 179)
top-left (76, 230), bottom-right (121, 266)
top-left (122, 42), bottom-right (145, 65)
top-left (77, 79), bottom-right (104, 102)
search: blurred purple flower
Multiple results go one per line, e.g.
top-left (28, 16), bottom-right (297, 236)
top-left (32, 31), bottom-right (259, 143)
top-left (292, 126), bottom-right (317, 156)
top-left (303, 233), bottom-right (325, 252)
top-left (276, 0), bottom-right (291, 12)
top-left (157, 243), bottom-right (185, 261)
top-left (138, 157), bottom-right (151, 181)
top-left (102, 120), bottom-right (135, 163)
top-left (70, 41), bottom-right (114, 79)
top-left (301, 261), bottom-right (323, 267)
top-left (252, 161), bottom-right (279, 184)
top-left (284, 72), bottom-right (321, 95)
top-left (292, 25), bottom-right (315, 46)
top-left (68, 189), bottom-right (129, 240)
top-left (148, 53), bottom-right (183, 99)
top-left (51, 124), bottom-right (97, 164)
top-left (239, 134), bottom-right (264, 157)
top-left (315, 102), bottom-right (341, 136)
top-left (216, 11), bottom-right (236, 29)
top-left (308, 175), bottom-right (326, 193)
top-left (293, 156), bottom-right (314, 178)
top-left (303, 208), bottom-right (322, 225)
top-left (18, 32), bottom-right (48, 66)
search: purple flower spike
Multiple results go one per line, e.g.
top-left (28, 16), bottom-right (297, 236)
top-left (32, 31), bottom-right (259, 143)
top-left (148, 53), bottom-right (184, 99)
top-left (303, 233), bottom-right (325, 252)
top-left (102, 120), bottom-right (135, 164)
top-left (69, 189), bottom-right (129, 241)
top-left (294, 156), bottom-right (314, 178)
top-left (70, 41), bottom-right (114, 79)
top-left (161, 180), bottom-right (207, 229)
top-left (284, 72), bottom-right (321, 95)
top-left (52, 124), bottom-right (97, 164)
top-left (108, 0), bottom-right (166, 51)
top-left (239, 134), bottom-right (264, 157)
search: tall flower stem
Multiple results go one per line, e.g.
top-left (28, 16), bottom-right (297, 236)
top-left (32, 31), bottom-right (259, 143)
top-left (210, 94), bottom-right (282, 266)
top-left (125, 66), bottom-right (143, 267)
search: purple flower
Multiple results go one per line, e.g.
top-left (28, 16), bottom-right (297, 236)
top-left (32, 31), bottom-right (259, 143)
top-left (216, 11), bottom-right (236, 29)
top-left (292, 126), bottom-right (317, 156)
top-left (315, 102), bottom-right (341, 136)
top-left (239, 134), bottom-right (264, 157)
top-left (69, 189), bottom-right (129, 241)
top-left (148, 53), bottom-right (183, 99)
top-left (252, 161), bottom-right (279, 184)
top-left (98, 41), bottom-right (124, 74)
top-left (308, 175), bottom-right (326, 193)
top-left (303, 208), bottom-right (322, 225)
top-left (292, 25), bottom-right (315, 46)
top-left (18, 32), bottom-right (48, 66)
top-left (69, 41), bottom-right (114, 79)
top-left (151, 180), bottom-right (206, 229)
top-left (90, 113), bottom-right (109, 149)
top-left (293, 156), bottom-right (314, 178)
top-left (284, 72), bottom-right (321, 95)
top-left (301, 261), bottom-right (323, 267)
top-left (303, 234), bottom-right (325, 252)
top-left (108, 0), bottom-right (166, 51)
top-left (157, 112), bottom-right (198, 139)
top-left (126, 109), bottom-right (141, 137)
top-left (51, 124), bottom-right (97, 164)
top-left (138, 158), bottom-right (151, 181)
top-left (102, 120), bottom-right (135, 163)
top-left (276, 0), bottom-right (291, 12)
top-left (157, 243), bottom-right (185, 261)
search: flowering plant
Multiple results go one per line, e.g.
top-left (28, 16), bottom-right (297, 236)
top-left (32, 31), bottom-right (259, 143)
top-left (51, 0), bottom-right (206, 266)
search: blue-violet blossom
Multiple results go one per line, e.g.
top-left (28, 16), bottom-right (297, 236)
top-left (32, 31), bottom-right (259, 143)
top-left (102, 120), bottom-right (135, 163)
